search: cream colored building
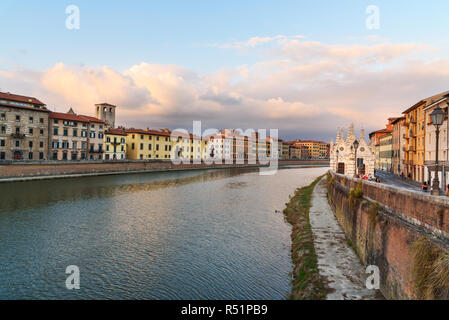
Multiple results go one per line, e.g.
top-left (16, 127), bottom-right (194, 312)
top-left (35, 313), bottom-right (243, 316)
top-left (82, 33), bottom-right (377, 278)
top-left (379, 133), bottom-right (393, 172)
top-left (330, 125), bottom-right (375, 177)
top-left (423, 94), bottom-right (449, 188)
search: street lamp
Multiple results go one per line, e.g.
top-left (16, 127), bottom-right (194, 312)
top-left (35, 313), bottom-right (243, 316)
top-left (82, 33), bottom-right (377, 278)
top-left (430, 105), bottom-right (445, 195)
top-left (353, 140), bottom-right (359, 177)
top-left (336, 149), bottom-right (339, 173)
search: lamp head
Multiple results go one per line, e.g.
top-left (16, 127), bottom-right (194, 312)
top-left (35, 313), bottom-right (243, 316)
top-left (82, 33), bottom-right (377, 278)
top-left (431, 105), bottom-right (445, 127)
top-left (353, 139), bottom-right (359, 150)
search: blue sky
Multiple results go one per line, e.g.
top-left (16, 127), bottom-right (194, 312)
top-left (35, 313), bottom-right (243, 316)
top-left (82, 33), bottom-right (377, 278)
top-left (1, 0), bottom-right (448, 71)
top-left (1, 1), bottom-right (449, 140)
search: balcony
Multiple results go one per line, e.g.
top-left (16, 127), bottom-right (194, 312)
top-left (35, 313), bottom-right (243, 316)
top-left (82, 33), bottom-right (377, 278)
top-left (89, 149), bottom-right (104, 154)
top-left (10, 133), bottom-right (26, 139)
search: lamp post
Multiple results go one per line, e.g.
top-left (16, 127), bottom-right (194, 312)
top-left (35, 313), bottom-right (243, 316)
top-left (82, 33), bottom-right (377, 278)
top-left (430, 105), bottom-right (445, 195)
top-left (353, 140), bottom-right (359, 177)
top-left (336, 149), bottom-right (339, 173)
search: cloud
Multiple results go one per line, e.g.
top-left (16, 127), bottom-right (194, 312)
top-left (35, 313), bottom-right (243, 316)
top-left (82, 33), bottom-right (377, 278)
top-left (0, 37), bottom-right (448, 141)
top-left (208, 34), bottom-right (305, 49)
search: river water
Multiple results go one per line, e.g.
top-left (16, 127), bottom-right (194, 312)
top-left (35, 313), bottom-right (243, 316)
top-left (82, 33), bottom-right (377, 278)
top-left (0, 166), bottom-right (328, 300)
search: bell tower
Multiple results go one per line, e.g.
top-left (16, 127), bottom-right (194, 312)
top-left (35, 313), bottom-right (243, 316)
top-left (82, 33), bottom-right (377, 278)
top-left (95, 103), bottom-right (116, 128)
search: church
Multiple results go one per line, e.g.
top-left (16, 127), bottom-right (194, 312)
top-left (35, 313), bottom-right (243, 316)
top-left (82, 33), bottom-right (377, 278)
top-left (330, 124), bottom-right (375, 177)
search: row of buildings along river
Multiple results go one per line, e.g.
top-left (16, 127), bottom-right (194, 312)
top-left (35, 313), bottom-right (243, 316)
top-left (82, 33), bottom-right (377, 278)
top-left (370, 90), bottom-right (449, 188)
top-left (0, 91), bottom-right (330, 163)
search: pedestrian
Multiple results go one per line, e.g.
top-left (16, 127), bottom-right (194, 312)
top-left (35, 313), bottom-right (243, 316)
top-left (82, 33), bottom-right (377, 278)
top-left (422, 181), bottom-right (429, 192)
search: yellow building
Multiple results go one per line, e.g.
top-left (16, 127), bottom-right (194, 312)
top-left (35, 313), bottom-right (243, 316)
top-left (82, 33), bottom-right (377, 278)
top-left (125, 129), bottom-right (172, 160)
top-left (104, 129), bottom-right (127, 160)
top-left (172, 132), bottom-right (208, 161)
top-left (403, 90), bottom-right (449, 182)
top-left (291, 140), bottom-right (329, 159)
top-left (282, 142), bottom-right (290, 159)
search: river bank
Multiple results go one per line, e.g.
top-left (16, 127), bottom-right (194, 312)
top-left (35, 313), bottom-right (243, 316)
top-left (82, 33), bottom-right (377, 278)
top-left (284, 174), bottom-right (383, 300)
top-left (283, 175), bottom-right (328, 299)
top-left (0, 159), bottom-right (329, 183)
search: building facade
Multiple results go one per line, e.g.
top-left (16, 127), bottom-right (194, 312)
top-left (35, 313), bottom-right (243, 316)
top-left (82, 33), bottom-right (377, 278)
top-left (49, 110), bottom-right (105, 161)
top-left (125, 129), bottom-right (173, 160)
top-left (391, 117), bottom-right (406, 175)
top-left (104, 129), bottom-right (127, 160)
top-left (379, 133), bottom-right (393, 172)
top-left (291, 140), bottom-right (329, 159)
top-left (0, 92), bottom-right (50, 161)
top-left (423, 93), bottom-right (449, 188)
top-left (330, 125), bottom-right (375, 177)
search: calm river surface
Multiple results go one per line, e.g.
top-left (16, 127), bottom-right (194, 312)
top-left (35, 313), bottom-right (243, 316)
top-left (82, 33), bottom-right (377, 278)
top-left (0, 166), bottom-right (328, 299)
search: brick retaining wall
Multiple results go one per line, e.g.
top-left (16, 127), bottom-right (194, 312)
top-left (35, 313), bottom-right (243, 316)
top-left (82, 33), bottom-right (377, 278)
top-left (0, 159), bottom-right (329, 181)
top-left (327, 171), bottom-right (449, 299)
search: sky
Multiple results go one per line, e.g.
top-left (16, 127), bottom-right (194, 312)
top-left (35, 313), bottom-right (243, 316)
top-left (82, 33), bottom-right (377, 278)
top-left (1, 0), bottom-right (449, 141)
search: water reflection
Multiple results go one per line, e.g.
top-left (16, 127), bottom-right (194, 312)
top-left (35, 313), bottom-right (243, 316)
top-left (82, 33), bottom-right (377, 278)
top-left (0, 166), bottom-right (329, 300)
top-left (0, 168), bottom-right (258, 212)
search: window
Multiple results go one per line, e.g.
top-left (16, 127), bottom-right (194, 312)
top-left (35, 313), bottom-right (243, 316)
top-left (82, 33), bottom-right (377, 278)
top-left (140, 143), bottom-right (143, 150)
top-left (1, 126), bottom-right (5, 134)
top-left (40, 118), bottom-right (44, 124)
top-left (73, 142), bottom-right (77, 149)
top-left (98, 133), bottom-right (103, 139)
top-left (39, 152), bottom-right (44, 160)
top-left (149, 144), bottom-right (152, 150)
top-left (0, 140), bottom-right (4, 147)
top-left (28, 152), bottom-right (33, 160)
top-left (106, 137), bottom-right (111, 143)
top-left (73, 129), bottom-right (78, 137)
top-left (53, 128), bottom-right (58, 135)
top-left (52, 152), bottom-right (58, 160)
top-left (156, 136), bottom-right (160, 141)
top-left (29, 128), bottom-right (33, 135)
top-left (81, 131), bottom-right (87, 137)
top-left (121, 138), bottom-right (125, 143)
top-left (54, 119), bottom-right (58, 124)
top-left (29, 117), bottom-right (33, 123)
top-left (156, 144), bottom-right (159, 151)
top-left (63, 129), bottom-right (68, 136)
top-left (15, 127), bottom-right (20, 134)
top-left (90, 132), bottom-right (96, 138)
top-left (132, 143), bottom-right (135, 150)
top-left (40, 129), bottom-right (44, 135)
top-left (40, 141), bottom-right (44, 148)
top-left (16, 115), bottom-right (20, 122)
top-left (0, 113), bottom-right (5, 120)
top-left (106, 145), bottom-right (109, 151)
top-left (0, 152), bottom-right (5, 160)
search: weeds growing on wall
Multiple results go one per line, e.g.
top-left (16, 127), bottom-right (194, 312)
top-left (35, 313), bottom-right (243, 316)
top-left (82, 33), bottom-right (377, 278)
top-left (411, 237), bottom-right (449, 300)
top-left (349, 182), bottom-right (363, 211)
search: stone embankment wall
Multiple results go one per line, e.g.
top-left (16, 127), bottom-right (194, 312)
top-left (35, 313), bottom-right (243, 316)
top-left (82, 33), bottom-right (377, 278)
top-left (327, 171), bottom-right (449, 300)
top-left (0, 159), bottom-right (329, 181)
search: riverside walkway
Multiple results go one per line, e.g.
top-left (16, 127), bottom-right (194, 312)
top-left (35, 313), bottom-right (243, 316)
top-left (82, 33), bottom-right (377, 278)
top-left (309, 178), bottom-right (383, 300)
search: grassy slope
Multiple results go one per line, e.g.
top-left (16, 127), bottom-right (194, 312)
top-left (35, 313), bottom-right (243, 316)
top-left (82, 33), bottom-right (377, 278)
top-left (283, 175), bottom-right (328, 300)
